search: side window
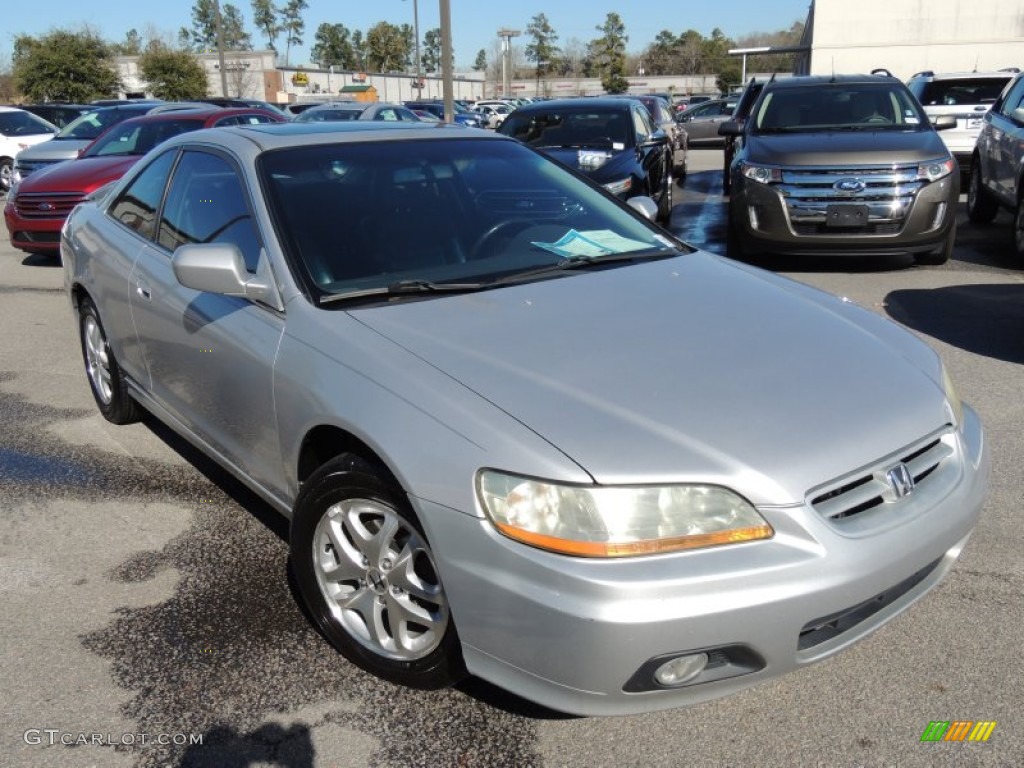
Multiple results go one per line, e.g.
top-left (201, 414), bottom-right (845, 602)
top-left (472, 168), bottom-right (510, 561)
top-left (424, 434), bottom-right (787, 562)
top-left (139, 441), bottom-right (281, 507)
top-left (632, 109), bottom-right (649, 141)
top-left (213, 115), bottom-right (240, 126)
top-left (999, 77), bottom-right (1024, 118)
top-left (376, 108), bottom-right (400, 121)
top-left (157, 151), bottom-right (261, 272)
top-left (108, 150), bottom-right (177, 240)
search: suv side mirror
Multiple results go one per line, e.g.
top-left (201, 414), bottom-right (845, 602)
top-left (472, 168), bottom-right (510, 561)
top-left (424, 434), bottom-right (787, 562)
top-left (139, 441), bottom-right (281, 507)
top-left (931, 114), bottom-right (957, 131)
top-left (718, 120), bottom-right (743, 137)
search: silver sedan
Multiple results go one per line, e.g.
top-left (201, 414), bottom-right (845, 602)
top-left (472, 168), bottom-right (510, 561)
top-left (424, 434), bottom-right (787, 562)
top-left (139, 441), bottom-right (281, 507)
top-left (62, 121), bottom-right (988, 716)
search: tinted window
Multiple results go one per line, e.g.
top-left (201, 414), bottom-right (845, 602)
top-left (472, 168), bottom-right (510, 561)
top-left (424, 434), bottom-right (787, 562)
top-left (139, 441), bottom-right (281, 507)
top-left (0, 110), bottom-right (55, 137)
top-left (108, 151), bottom-right (177, 239)
top-left (158, 151), bottom-right (260, 271)
top-left (997, 76), bottom-right (1024, 117)
top-left (753, 84), bottom-right (925, 132)
top-left (500, 109), bottom-right (632, 147)
top-left (913, 77), bottom-right (1011, 106)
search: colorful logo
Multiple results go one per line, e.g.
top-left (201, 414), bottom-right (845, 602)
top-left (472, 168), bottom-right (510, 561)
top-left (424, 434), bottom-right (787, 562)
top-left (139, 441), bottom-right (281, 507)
top-left (920, 721), bottom-right (997, 742)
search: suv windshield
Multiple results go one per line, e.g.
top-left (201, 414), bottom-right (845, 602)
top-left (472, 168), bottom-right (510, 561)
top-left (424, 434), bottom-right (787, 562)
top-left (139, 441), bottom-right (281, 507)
top-left (83, 118), bottom-right (202, 158)
top-left (752, 83), bottom-right (926, 133)
top-left (58, 108), bottom-right (138, 141)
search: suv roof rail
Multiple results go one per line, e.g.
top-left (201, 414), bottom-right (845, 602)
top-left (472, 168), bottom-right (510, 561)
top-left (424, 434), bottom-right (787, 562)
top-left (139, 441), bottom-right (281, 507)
top-left (871, 68), bottom-right (895, 77)
top-left (999, 67), bottom-right (1021, 73)
top-left (909, 70), bottom-right (933, 79)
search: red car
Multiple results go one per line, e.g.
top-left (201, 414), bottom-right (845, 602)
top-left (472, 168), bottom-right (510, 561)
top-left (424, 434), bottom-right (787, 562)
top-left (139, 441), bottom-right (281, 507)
top-left (4, 107), bottom-right (284, 256)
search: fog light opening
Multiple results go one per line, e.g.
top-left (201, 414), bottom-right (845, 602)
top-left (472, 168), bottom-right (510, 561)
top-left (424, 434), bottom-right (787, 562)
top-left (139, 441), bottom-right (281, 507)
top-left (653, 652), bottom-right (708, 687)
top-left (930, 202), bottom-right (947, 231)
top-left (747, 205), bottom-right (760, 230)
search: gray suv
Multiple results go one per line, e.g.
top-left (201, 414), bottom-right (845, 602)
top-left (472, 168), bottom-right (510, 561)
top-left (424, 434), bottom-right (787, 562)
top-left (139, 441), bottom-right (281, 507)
top-left (722, 74), bottom-right (959, 264)
top-left (967, 70), bottom-right (1024, 258)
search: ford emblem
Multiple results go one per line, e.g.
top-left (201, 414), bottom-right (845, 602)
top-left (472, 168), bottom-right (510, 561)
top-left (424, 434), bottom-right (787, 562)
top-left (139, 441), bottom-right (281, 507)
top-left (834, 178), bottom-right (867, 193)
top-left (38, 203), bottom-right (55, 211)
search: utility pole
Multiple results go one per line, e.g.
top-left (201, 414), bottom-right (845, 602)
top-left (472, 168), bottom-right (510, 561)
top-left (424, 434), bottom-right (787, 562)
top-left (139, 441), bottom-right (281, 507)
top-left (213, 0), bottom-right (229, 97)
top-left (497, 28), bottom-right (521, 100)
top-left (440, 0), bottom-right (453, 121)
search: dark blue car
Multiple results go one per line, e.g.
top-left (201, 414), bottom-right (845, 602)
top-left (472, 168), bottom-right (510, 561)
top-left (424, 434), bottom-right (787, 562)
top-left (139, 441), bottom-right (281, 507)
top-left (497, 97), bottom-right (674, 223)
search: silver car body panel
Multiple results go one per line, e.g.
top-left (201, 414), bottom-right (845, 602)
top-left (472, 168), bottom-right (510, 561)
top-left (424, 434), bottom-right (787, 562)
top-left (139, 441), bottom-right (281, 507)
top-left (61, 123), bottom-right (988, 716)
top-left (14, 139), bottom-right (91, 178)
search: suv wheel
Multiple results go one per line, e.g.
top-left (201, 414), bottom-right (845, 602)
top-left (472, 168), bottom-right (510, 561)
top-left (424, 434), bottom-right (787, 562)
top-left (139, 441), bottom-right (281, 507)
top-left (657, 165), bottom-right (673, 223)
top-left (966, 161), bottom-right (999, 225)
top-left (1015, 197), bottom-right (1024, 260)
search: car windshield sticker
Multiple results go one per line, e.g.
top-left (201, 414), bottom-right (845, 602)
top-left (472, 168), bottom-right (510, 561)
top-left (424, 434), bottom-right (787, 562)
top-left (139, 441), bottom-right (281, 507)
top-left (532, 229), bottom-right (651, 258)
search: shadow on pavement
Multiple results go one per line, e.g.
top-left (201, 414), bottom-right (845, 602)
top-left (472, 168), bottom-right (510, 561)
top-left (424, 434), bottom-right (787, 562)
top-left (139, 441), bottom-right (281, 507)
top-left (885, 283), bottom-right (1024, 364)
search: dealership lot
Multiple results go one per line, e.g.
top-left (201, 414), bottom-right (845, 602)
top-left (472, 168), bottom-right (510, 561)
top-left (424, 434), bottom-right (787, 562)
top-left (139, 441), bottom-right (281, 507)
top-left (1, 150), bottom-right (1021, 766)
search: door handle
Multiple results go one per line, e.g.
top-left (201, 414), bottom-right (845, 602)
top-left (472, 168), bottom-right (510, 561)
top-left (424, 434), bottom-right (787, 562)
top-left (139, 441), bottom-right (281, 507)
top-left (136, 278), bottom-right (151, 300)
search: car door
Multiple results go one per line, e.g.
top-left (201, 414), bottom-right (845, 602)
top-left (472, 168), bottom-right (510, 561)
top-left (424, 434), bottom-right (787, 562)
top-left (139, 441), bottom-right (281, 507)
top-left (679, 101), bottom-right (726, 144)
top-left (632, 106), bottom-right (666, 199)
top-left (988, 76), bottom-right (1024, 204)
top-left (129, 147), bottom-right (287, 496)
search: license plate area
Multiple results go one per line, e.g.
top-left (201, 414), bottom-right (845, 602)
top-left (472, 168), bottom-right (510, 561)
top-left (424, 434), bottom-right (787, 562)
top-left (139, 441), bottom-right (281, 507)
top-left (826, 204), bottom-right (869, 228)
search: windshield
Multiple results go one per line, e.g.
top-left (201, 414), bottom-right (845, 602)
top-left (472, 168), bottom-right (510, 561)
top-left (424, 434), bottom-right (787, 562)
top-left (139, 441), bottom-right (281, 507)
top-left (0, 110), bottom-right (55, 137)
top-left (911, 77), bottom-right (1011, 106)
top-left (259, 138), bottom-right (686, 301)
top-left (499, 109), bottom-right (633, 149)
top-left (751, 84), bottom-right (927, 133)
top-left (296, 109), bottom-right (363, 122)
top-left (58, 107), bottom-right (141, 140)
top-left (83, 118), bottom-right (203, 158)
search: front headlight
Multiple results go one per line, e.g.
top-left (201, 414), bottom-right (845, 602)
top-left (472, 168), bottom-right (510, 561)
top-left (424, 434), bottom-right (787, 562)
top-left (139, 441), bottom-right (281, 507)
top-left (941, 363), bottom-right (964, 428)
top-left (740, 163), bottom-right (782, 185)
top-left (477, 471), bottom-right (773, 557)
top-left (917, 158), bottom-right (955, 182)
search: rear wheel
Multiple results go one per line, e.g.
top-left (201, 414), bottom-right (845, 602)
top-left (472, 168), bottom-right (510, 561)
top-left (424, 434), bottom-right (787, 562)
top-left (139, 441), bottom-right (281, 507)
top-left (656, 164), bottom-right (673, 223)
top-left (289, 454), bottom-right (465, 689)
top-left (1015, 197), bottom-right (1024, 260)
top-left (966, 160), bottom-right (999, 225)
top-left (78, 297), bottom-right (140, 424)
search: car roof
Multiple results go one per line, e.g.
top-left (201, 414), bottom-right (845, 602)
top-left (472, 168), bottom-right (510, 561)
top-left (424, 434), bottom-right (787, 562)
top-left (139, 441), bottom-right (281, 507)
top-left (112, 107), bottom-right (278, 128)
top-left (908, 69), bottom-right (1018, 81)
top-left (762, 74), bottom-right (904, 92)
top-left (510, 97), bottom-right (639, 112)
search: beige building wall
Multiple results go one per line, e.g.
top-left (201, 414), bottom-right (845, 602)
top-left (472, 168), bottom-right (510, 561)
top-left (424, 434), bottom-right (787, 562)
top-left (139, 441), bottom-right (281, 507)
top-left (809, 0), bottom-right (1024, 79)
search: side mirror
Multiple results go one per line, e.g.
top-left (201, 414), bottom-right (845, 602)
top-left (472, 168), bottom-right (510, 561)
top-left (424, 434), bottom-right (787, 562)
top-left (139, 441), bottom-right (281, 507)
top-left (172, 243), bottom-right (283, 311)
top-left (718, 120), bottom-right (743, 137)
top-left (642, 130), bottom-right (669, 148)
top-left (931, 114), bottom-right (957, 131)
top-left (628, 196), bottom-right (658, 221)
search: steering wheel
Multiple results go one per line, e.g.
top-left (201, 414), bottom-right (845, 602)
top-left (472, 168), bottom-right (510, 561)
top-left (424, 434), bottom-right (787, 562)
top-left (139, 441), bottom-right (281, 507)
top-left (861, 114), bottom-right (890, 124)
top-left (469, 219), bottom-right (569, 260)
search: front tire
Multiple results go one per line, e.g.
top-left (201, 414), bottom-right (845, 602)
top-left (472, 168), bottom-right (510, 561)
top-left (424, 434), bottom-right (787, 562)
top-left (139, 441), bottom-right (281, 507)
top-left (0, 158), bottom-right (12, 194)
top-left (657, 164), bottom-right (673, 223)
top-left (289, 454), bottom-right (465, 689)
top-left (78, 297), bottom-right (140, 424)
top-left (1015, 197), bottom-right (1024, 260)
top-left (966, 160), bottom-right (998, 225)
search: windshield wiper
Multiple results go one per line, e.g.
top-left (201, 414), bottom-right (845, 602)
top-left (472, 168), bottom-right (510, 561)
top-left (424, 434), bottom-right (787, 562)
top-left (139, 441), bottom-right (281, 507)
top-left (318, 279), bottom-right (485, 306)
top-left (491, 248), bottom-right (676, 286)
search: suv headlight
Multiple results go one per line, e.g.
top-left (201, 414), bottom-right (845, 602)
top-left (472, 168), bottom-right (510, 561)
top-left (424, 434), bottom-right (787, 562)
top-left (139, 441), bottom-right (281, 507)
top-left (739, 163), bottom-right (782, 185)
top-left (917, 158), bottom-right (955, 182)
top-left (477, 471), bottom-right (773, 557)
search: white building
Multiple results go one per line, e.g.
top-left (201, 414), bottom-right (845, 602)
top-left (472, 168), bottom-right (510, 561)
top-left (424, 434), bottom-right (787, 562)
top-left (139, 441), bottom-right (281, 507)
top-left (802, 0), bottom-right (1024, 79)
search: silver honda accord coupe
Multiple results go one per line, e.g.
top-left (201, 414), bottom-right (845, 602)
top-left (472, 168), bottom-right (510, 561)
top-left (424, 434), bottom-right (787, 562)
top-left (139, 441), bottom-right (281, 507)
top-left (61, 121), bottom-right (988, 717)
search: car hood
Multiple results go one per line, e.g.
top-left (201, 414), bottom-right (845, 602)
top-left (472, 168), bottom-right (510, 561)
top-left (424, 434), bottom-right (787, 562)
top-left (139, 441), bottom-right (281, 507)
top-left (537, 147), bottom-right (635, 185)
top-left (16, 138), bottom-right (91, 162)
top-left (18, 155), bottom-right (141, 194)
top-left (744, 129), bottom-right (950, 166)
top-left (351, 253), bottom-right (949, 505)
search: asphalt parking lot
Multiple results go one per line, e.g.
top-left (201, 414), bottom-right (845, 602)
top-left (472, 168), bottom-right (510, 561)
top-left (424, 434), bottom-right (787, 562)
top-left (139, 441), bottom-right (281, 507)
top-left (1, 150), bottom-right (1022, 767)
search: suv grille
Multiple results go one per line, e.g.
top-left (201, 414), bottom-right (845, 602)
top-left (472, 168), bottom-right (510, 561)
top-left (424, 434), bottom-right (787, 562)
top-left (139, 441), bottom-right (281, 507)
top-left (13, 192), bottom-right (88, 219)
top-left (13, 158), bottom-right (63, 178)
top-left (779, 165), bottom-right (924, 235)
top-left (809, 428), bottom-right (956, 524)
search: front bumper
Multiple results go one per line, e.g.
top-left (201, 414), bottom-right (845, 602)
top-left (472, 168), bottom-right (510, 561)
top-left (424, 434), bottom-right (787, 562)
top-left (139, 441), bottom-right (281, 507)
top-left (4, 203), bottom-right (66, 256)
top-left (731, 168), bottom-right (958, 258)
top-left (420, 406), bottom-right (987, 716)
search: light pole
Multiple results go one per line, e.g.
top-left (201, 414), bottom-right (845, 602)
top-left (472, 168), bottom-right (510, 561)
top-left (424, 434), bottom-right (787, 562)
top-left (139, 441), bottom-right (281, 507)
top-left (402, 0), bottom-right (422, 89)
top-left (213, 0), bottom-right (229, 97)
top-left (497, 28), bottom-right (521, 100)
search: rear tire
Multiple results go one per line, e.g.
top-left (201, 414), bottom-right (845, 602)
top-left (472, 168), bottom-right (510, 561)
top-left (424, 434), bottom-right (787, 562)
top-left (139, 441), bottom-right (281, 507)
top-left (656, 165), bottom-right (673, 223)
top-left (1015, 197), bottom-right (1024, 260)
top-left (78, 297), bottom-right (141, 424)
top-left (966, 160), bottom-right (998, 225)
top-left (289, 454), bottom-right (466, 689)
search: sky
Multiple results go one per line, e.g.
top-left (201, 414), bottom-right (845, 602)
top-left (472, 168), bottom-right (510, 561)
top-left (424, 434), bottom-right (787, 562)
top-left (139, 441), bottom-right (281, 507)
top-left (2, 1), bottom-right (812, 70)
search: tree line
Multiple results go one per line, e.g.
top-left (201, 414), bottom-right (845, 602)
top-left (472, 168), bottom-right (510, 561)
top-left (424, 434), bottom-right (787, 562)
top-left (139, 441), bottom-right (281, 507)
top-left (3, 2), bottom-right (804, 102)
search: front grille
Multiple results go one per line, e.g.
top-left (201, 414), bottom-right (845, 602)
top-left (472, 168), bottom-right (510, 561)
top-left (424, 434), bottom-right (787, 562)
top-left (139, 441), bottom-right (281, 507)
top-left (13, 192), bottom-right (86, 219)
top-left (14, 158), bottom-right (63, 177)
top-left (809, 428), bottom-right (955, 523)
top-left (775, 164), bottom-right (925, 234)
top-left (12, 230), bottom-right (60, 244)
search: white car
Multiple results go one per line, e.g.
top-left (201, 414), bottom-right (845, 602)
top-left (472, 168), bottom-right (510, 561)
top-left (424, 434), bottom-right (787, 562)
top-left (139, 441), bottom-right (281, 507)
top-left (0, 106), bottom-right (58, 193)
top-left (474, 103), bottom-right (513, 128)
